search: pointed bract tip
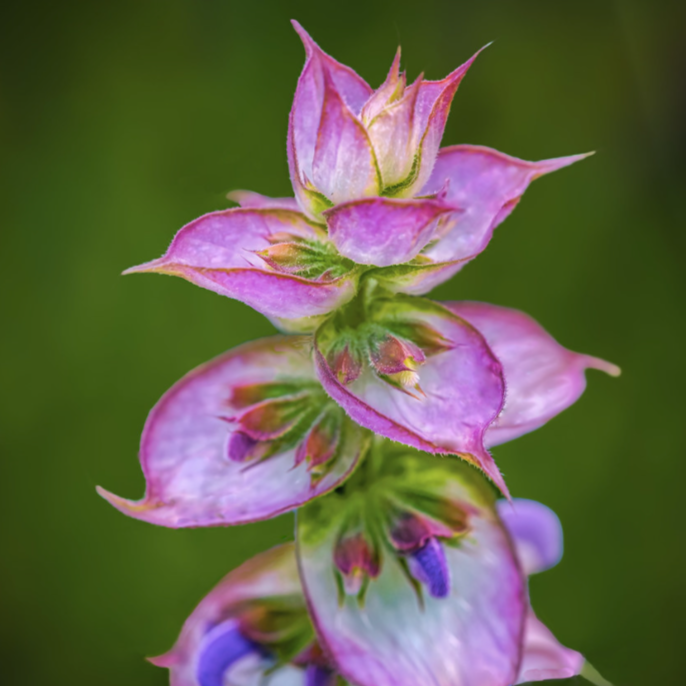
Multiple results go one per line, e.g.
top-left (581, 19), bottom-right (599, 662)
top-left (581, 661), bottom-right (614, 686)
top-left (536, 151), bottom-right (595, 175)
top-left (121, 258), bottom-right (168, 276)
top-left (96, 485), bottom-right (157, 514)
top-left (585, 356), bottom-right (621, 378)
top-left (291, 20), bottom-right (315, 55)
top-left (147, 651), bottom-right (178, 668)
top-left (226, 189), bottom-right (248, 203)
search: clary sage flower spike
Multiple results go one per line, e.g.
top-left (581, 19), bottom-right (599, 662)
top-left (101, 21), bottom-right (617, 686)
top-left (149, 487), bottom-right (608, 686)
top-left (125, 21), bottom-right (589, 327)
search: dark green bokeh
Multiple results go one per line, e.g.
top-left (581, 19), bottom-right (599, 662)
top-left (1, 1), bottom-right (684, 684)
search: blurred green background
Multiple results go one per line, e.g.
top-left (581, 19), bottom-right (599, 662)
top-left (1, 0), bottom-right (684, 684)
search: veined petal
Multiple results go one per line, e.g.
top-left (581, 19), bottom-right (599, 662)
top-left (227, 190), bottom-right (300, 212)
top-left (288, 22), bottom-right (373, 217)
top-left (292, 21), bottom-right (372, 118)
top-left (97, 336), bottom-right (368, 527)
top-left (515, 611), bottom-right (585, 684)
top-left (314, 297), bottom-right (509, 495)
top-left (444, 302), bottom-right (620, 447)
top-left (416, 145), bottom-right (592, 271)
top-left (297, 450), bottom-right (527, 686)
top-left (323, 196), bottom-right (455, 266)
top-left (311, 68), bottom-right (381, 203)
top-left (366, 74), bottom-right (422, 190)
top-left (497, 499), bottom-right (564, 576)
top-left (123, 208), bottom-right (359, 321)
top-left (401, 48), bottom-right (487, 197)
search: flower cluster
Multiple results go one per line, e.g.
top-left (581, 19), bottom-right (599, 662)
top-left (100, 22), bottom-right (618, 686)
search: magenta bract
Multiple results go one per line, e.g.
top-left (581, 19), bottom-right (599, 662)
top-left (97, 336), bottom-right (369, 527)
top-left (124, 208), bottom-right (360, 322)
top-left (124, 24), bottom-right (592, 324)
top-left (297, 450), bottom-right (527, 686)
top-left (446, 301), bottom-right (620, 447)
top-left (314, 296), bottom-right (509, 495)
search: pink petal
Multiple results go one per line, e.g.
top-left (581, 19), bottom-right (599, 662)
top-left (444, 302), bottom-right (620, 447)
top-left (311, 68), bottom-right (380, 203)
top-left (297, 453), bottom-right (526, 686)
top-left (404, 48), bottom-right (487, 197)
top-left (360, 47), bottom-right (404, 125)
top-left (227, 189), bottom-right (300, 211)
top-left (288, 22), bottom-right (373, 216)
top-left (314, 299), bottom-right (509, 495)
top-left (323, 197), bottom-right (455, 266)
top-left (416, 145), bottom-right (592, 274)
top-left (291, 21), bottom-right (372, 118)
top-left (149, 544), bottom-right (302, 686)
top-left (497, 499), bottom-right (564, 576)
top-left (97, 336), bottom-right (368, 527)
top-left (123, 208), bottom-right (358, 320)
top-left (365, 74), bottom-right (422, 189)
top-left (515, 611), bottom-right (585, 684)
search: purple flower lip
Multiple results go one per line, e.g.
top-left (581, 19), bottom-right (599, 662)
top-left (195, 619), bottom-right (261, 686)
top-left (408, 538), bottom-right (451, 598)
top-left (306, 664), bottom-right (337, 686)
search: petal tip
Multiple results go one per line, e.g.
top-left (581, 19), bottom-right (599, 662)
top-left (585, 356), bottom-right (621, 378)
top-left (291, 19), bottom-right (314, 53)
top-left (147, 651), bottom-right (178, 668)
top-left (581, 661), bottom-right (614, 686)
top-left (121, 259), bottom-right (166, 276)
top-left (226, 189), bottom-right (248, 203)
top-left (96, 485), bottom-right (157, 516)
top-left (537, 151), bottom-right (595, 175)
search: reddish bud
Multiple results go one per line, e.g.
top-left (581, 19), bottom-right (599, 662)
top-left (333, 533), bottom-right (381, 595)
top-left (294, 411), bottom-right (341, 471)
top-left (328, 345), bottom-right (363, 385)
top-left (256, 242), bottom-right (314, 275)
top-left (238, 396), bottom-right (310, 441)
top-left (369, 334), bottom-right (426, 376)
top-left (230, 382), bottom-right (307, 410)
top-left (389, 512), bottom-right (455, 553)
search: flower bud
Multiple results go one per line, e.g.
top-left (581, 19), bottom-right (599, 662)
top-left (333, 532), bottom-right (381, 596)
top-left (328, 343), bottom-right (363, 385)
top-left (295, 410), bottom-right (342, 474)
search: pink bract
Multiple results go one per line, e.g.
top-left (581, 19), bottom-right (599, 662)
top-left (313, 298), bottom-right (509, 495)
top-left (446, 301), bottom-right (620, 447)
top-left (297, 453), bottom-right (527, 686)
top-left (123, 208), bottom-right (359, 322)
top-left (97, 336), bottom-right (368, 528)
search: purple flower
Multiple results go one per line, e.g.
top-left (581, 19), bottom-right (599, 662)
top-left (124, 23), bottom-right (588, 327)
top-left (498, 498), bottom-right (613, 684)
top-left (148, 543), bottom-right (345, 686)
top-left (97, 335), bottom-right (369, 528)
